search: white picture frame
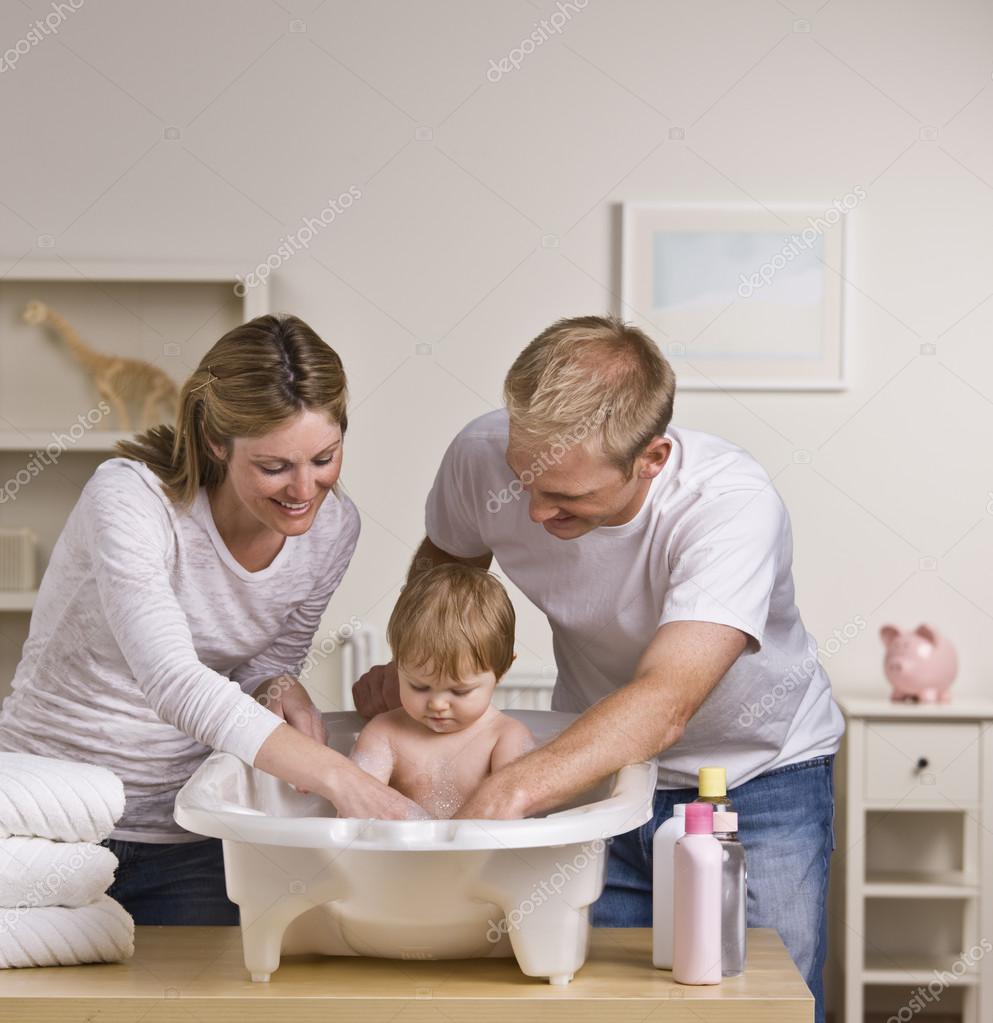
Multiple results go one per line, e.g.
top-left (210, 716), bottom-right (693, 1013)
top-left (621, 202), bottom-right (848, 391)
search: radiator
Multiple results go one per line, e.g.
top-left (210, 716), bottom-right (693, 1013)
top-left (0, 528), bottom-right (37, 591)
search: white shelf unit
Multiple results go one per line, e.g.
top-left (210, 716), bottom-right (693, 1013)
top-left (837, 695), bottom-right (993, 1023)
top-left (0, 260), bottom-right (267, 696)
top-left (0, 431), bottom-right (133, 452)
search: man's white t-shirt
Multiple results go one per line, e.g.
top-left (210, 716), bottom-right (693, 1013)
top-left (425, 409), bottom-right (844, 789)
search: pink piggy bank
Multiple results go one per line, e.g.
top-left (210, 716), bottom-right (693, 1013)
top-left (879, 624), bottom-right (958, 703)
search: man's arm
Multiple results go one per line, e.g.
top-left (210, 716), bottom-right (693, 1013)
top-left (455, 620), bottom-right (749, 819)
top-left (351, 536), bottom-right (493, 718)
top-left (407, 535), bottom-right (493, 581)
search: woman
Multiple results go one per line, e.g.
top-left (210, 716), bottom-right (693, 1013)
top-left (0, 314), bottom-right (419, 924)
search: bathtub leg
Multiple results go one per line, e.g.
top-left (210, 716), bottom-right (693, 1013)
top-left (238, 899), bottom-right (310, 983)
top-left (504, 903), bottom-right (590, 984)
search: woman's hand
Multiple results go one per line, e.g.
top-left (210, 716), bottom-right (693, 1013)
top-left (253, 675), bottom-right (326, 745)
top-left (324, 760), bottom-right (430, 820)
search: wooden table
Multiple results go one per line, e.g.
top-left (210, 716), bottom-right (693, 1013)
top-left (0, 926), bottom-right (813, 1022)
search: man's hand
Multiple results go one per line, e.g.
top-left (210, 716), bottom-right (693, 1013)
top-left (352, 661), bottom-right (401, 719)
top-left (461, 621), bottom-right (749, 819)
top-left (455, 761), bottom-right (533, 820)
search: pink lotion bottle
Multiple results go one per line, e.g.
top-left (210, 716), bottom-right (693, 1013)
top-left (672, 802), bottom-right (723, 985)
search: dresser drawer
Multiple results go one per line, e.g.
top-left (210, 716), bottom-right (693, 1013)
top-left (863, 722), bottom-right (980, 805)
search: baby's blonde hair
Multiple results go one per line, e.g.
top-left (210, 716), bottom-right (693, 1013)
top-left (504, 314), bottom-right (676, 475)
top-left (388, 564), bottom-right (515, 682)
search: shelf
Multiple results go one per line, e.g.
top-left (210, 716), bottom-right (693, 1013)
top-left (863, 951), bottom-right (980, 986)
top-left (864, 870), bottom-right (979, 899)
top-left (0, 590), bottom-right (36, 611)
top-left (0, 431), bottom-right (133, 453)
top-left (837, 693), bottom-right (993, 720)
top-left (861, 798), bottom-right (981, 813)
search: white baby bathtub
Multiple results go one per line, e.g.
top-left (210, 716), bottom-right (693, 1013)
top-left (174, 710), bottom-right (657, 985)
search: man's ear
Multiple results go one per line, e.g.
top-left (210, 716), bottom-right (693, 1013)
top-left (637, 436), bottom-right (672, 480)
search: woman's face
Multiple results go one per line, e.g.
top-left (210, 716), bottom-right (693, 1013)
top-left (216, 409), bottom-right (343, 537)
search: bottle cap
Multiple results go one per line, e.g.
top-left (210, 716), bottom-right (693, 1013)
top-left (673, 803), bottom-right (689, 816)
top-left (683, 802), bottom-right (714, 835)
top-left (713, 811), bottom-right (738, 833)
top-left (698, 766), bottom-right (727, 798)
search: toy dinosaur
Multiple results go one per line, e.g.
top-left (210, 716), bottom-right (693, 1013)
top-left (21, 300), bottom-right (179, 431)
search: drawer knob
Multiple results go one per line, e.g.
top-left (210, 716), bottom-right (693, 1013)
top-left (914, 756), bottom-right (930, 772)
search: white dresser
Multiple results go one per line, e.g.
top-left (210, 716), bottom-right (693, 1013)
top-left (836, 695), bottom-right (993, 1022)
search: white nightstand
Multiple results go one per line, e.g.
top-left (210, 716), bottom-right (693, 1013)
top-left (836, 695), bottom-right (993, 1023)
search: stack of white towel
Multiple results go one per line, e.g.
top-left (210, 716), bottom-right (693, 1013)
top-left (0, 752), bottom-right (134, 968)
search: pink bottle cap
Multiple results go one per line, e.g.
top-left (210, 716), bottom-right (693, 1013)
top-left (713, 811), bottom-right (738, 832)
top-left (684, 803), bottom-right (714, 834)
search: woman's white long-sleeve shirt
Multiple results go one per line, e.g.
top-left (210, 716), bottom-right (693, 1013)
top-left (0, 457), bottom-right (361, 842)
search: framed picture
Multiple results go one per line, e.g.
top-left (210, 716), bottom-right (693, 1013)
top-left (621, 202), bottom-right (849, 391)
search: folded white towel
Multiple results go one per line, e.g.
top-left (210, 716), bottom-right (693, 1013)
top-left (0, 837), bottom-right (118, 909)
top-left (0, 894), bottom-right (134, 968)
top-left (0, 752), bottom-right (125, 843)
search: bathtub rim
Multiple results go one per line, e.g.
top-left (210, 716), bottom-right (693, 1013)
top-left (174, 709), bottom-right (658, 851)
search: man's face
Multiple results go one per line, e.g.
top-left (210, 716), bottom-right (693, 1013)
top-left (505, 429), bottom-right (671, 540)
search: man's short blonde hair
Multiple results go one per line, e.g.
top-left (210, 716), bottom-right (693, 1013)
top-left (503, 314), bottom-right (676, 475)
top-left (387, 564), bottom-right (515, 682)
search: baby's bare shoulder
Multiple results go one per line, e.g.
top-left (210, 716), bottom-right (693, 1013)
top-left (493, 712), bottom-right (536, 747)
top-left (357, 709), bottom-right (406, 742)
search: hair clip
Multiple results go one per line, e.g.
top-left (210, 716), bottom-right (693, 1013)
top-left (190, 366), bottom-right (217, 393)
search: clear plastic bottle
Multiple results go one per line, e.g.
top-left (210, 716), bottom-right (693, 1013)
top-left (652, 803), bottom-right (688, 969)
top-left (713, 810), bottom-right (747, 977)
top-left (672, 803), bottom-right (722, 985)
top-left (695, 766), bottom-right (733, 813)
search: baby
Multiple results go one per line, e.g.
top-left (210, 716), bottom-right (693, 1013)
top-left (350, 563), bottom-right (535, 818)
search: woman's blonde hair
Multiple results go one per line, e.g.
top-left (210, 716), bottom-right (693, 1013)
top-left (387, 564), bottom-right (515, 682)
top-left (503, 314), bottom-right (676, 475)
top-left (116, 314), bottom-right (347, 507)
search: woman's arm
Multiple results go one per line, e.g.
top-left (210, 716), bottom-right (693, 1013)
top-left (80, 465), bottom-right (422, 817)
top-left (83, 465), bottom-right (285, 765)
top-left (250, 675), bottom-right (326, 745)
top-left (253, 722), bottom-right (420, 819)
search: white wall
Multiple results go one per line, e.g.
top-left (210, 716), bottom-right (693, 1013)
top-left (3, 0), bottom-right (992, 693)
top-left (1, 0), bottom-right (991, 691)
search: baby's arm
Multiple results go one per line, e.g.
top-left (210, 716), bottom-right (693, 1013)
top-left (490, 716), bottom-right (537, 773)
top-left (349, 717), bottom-right (396, 784)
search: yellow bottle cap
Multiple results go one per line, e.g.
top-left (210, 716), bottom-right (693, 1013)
top-left (698, 766), bottom-right (727, 798)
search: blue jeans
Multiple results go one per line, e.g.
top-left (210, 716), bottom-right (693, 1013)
top-left (101, 837), bottom-right (239, 925)
top-left (592, 754), bottom-right (835, 1023)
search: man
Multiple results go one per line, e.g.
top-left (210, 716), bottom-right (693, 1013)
top-left (354, 314), bottom-right (842, 1020)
